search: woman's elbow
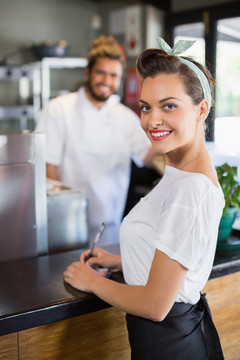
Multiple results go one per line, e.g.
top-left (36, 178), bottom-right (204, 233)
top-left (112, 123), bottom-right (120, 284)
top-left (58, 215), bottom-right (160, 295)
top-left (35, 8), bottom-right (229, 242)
top-left (146, 305), bottom-right (169, 322)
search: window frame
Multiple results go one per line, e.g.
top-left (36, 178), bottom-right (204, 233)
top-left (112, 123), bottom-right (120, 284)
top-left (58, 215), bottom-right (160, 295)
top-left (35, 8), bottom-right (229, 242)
top-left (165, 2), bottom-right (240, 141)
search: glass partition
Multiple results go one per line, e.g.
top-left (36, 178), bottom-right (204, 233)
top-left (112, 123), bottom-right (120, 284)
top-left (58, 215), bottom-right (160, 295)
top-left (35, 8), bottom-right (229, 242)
top-left (215, 17), bottom-right (240, 151)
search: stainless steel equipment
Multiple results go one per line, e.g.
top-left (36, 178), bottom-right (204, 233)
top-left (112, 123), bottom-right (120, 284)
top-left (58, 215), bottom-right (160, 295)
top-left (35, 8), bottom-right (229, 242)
top-left (47, 179), bottom-right (89, 253)
top-left (0, 133), bottom-right (48, 262)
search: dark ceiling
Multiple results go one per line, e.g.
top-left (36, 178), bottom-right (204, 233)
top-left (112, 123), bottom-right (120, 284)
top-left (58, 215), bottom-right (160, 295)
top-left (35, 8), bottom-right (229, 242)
top-left (93, 0), bottom-right (171, 12)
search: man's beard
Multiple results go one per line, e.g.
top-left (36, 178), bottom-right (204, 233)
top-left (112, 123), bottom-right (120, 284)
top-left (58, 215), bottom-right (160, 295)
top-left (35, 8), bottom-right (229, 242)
top-left (86, 82), bottom-right (113, 102)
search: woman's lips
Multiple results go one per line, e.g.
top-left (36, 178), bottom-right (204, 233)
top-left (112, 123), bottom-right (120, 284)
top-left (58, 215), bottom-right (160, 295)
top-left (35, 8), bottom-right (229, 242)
top-left (149, 130), bottom-right (173, 141)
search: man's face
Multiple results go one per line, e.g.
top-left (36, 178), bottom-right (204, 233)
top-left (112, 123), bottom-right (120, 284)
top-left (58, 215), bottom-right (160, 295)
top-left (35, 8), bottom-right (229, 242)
top-left (86, 57), bottom-right (122, 103)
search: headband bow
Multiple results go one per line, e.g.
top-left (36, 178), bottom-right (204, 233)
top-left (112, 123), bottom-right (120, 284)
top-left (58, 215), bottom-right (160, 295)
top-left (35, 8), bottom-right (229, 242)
top-left (156, 37), bottom-right (196, 56)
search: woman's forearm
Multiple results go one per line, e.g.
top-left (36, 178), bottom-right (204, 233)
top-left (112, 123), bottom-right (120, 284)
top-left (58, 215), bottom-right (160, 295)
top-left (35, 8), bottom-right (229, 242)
top-left (90, 276), bottom-right (152, 318)
top-left (88, 274), bottom-right (171, 322)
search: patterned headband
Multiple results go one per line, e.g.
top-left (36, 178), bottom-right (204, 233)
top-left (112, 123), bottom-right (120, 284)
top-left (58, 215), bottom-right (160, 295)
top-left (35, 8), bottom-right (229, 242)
top-left (156, 37), bottom-right (212, 113)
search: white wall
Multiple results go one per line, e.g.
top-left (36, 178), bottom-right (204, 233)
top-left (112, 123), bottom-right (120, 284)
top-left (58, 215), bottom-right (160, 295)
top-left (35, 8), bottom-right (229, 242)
top-left (0, 0), bottom-right (99, 62)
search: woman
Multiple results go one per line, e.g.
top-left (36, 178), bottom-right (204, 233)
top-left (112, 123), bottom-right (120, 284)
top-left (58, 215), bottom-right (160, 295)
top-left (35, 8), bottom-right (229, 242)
top-left (63, 38), bottom-right (225, 360)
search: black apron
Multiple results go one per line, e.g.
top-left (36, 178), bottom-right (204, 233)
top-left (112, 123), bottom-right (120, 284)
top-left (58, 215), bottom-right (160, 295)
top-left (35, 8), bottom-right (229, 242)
top-left (126, 293), bottom-right (224, 360)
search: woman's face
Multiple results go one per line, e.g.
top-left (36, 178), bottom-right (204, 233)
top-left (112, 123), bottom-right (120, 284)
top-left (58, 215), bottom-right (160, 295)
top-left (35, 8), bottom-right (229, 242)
top-left (139, 73), bottom-right (203, 156)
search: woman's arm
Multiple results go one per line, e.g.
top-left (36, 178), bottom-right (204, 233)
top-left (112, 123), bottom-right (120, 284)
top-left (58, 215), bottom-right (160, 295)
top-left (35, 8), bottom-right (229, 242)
top-left (64, 249), bottom-right (187, 322)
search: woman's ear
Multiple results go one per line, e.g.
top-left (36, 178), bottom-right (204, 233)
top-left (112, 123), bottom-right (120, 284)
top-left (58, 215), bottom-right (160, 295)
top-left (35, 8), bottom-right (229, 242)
top-left (197, 99), bottom-right (209, 123)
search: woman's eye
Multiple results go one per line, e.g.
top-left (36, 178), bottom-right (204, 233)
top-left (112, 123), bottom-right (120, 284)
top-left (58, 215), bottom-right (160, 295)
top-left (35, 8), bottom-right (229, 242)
top-left (163, 103), bottom-right (176, 110)
top-left (139, 105), bottom-right (150, 113)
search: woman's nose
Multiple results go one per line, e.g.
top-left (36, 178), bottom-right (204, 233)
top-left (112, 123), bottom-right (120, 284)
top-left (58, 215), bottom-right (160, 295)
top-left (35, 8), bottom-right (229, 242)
top-left (150, 115), bottom-right (164, 129)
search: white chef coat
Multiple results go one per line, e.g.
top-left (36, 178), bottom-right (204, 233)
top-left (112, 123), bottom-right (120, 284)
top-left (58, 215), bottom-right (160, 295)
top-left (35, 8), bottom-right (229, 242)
top-left (36, 87), bottom-right (151, 244)
top-left (120, 166), bottom-right (225, 304)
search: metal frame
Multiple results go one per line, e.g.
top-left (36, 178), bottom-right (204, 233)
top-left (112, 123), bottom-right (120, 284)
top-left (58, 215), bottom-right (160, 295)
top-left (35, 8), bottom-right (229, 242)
top-left (41, 57), bottom-right (87, 108)
top-left (0, 57), bottom-right (87, 130)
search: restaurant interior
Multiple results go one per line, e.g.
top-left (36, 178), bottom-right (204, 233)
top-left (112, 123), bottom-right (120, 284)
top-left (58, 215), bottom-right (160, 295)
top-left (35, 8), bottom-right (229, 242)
top-left (0, 0), bottom-right (240, 359)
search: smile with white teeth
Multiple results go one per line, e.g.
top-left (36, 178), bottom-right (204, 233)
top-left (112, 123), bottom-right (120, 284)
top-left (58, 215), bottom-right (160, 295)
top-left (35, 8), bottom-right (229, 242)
top-left (151, 131), bottom-right (171, 137)
top-left (97, 85), bottom-right (111, 93)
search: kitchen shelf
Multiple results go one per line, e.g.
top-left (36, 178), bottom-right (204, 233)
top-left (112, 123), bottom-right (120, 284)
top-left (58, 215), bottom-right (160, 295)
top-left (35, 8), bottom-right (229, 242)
top-left (0, 63), bottom-right (41, 131)
top-left (0, 57), bottom-right (87, 131)
top-left (0, 105), bottom-right (35, 131)
top-left (40, 57), bottom-right (87, 108)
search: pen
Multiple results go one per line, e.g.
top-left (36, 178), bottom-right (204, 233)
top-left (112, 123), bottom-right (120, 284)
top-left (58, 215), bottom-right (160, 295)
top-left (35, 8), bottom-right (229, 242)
top-left (85, 222), bottom-right (105, 261)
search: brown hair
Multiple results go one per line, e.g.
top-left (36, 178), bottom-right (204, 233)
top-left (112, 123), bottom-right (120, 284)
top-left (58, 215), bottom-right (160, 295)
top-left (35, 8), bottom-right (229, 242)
top-left (87, 35), bottom-right (125, 72)
top-left (136, 48), bottom-right (215, 106)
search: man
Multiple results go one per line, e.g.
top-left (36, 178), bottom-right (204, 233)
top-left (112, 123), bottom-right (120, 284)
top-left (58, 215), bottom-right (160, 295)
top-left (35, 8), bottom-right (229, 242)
top-left (36, 35), bottom-right (157, 245)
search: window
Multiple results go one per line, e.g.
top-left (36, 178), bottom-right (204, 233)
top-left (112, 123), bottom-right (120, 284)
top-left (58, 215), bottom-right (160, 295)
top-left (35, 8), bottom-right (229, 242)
top-left (215, 17), bottom-right (240, 151)
top-left (174, 22), bottom-right (205, 65)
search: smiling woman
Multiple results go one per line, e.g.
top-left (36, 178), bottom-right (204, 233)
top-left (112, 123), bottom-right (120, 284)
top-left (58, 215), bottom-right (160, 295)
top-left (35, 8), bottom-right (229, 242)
top-left (137, 48), bottom-right (213, 172)
top-left (63, 38), bottom-right (225, 360)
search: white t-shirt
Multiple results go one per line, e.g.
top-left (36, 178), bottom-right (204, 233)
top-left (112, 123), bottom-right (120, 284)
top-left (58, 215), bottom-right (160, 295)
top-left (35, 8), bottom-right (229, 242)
top-left (36, 87), bottom-right (151, 244)
top-left (120, 165), bottom-right (225, 304)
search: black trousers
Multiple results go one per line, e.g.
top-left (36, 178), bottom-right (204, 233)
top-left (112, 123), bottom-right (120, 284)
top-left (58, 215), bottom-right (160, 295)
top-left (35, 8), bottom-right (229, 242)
top-left (126, 293), bottom-right (224, 360)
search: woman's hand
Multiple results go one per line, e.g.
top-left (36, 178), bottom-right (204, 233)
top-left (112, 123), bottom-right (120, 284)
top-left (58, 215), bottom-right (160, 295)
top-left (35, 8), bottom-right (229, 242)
top-left (63, 248), bottom-right (121, 293)
top-left (63, 261), bottom-right (108, 292)
top-left (80, 247), bottom-right (122, 273)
